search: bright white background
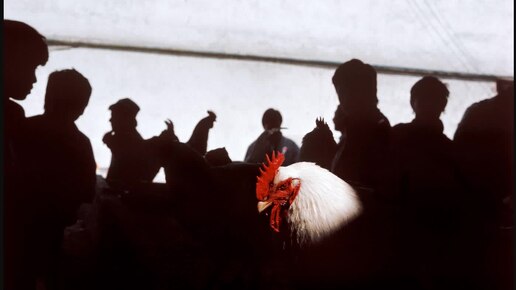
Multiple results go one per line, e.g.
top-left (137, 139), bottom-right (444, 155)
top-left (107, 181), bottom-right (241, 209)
top-left (5, 1), bottom-right (513, 181)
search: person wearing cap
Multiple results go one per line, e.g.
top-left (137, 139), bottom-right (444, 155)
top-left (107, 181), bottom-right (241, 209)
top-left (244, 108), bottom-right (299, 166)
top-left (103, 98), bottom-right (176, 189)
top-left (24, 69), bottom-right (97, 290)
top-left (330, 59), bottom-right (391, 191)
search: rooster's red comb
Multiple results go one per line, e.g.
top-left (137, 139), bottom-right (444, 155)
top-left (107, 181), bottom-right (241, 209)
top-left (256, 151), bottom-right (285, 200)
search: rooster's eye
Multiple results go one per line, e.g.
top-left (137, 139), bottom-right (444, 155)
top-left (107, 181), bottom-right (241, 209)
top-left (278, 184), bottom-right (287, 191)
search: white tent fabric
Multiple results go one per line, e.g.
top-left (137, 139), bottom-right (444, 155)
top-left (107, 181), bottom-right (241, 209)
top-left (5, 1), bottom-right (512, 181)
top-left (6, 0), bottom-right (514, 75)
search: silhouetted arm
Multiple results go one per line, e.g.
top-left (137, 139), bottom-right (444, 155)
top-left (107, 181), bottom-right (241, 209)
top-left (102, 131), bottom-right (115, 149)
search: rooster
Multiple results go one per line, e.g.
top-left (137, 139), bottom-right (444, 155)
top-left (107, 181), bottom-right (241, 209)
top-left (257, 151), bottom-right (361, 246)
top-left (256, 152), bottom-right (405, 289)
top-left (299, 117), bottom-right (337, 170)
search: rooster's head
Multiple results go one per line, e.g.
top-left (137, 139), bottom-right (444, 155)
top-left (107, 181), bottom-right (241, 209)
top-left (256, 152), bottom-right (361, 245)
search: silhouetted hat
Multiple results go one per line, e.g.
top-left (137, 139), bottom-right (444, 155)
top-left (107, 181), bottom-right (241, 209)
top-left (109, 98), bottom-right (140, 118)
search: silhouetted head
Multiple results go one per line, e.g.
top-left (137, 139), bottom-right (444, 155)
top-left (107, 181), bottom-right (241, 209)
top-left (332, 59), bottom-right (378, 116)
top-left (410, 76), bottom-right (449, 121)
top-left (262, 108), bottom-right (283, 130)
top-left (332, 104), bottom-right (346, 132)
top-left (4, 20), bottom-right (49, 101)
top-left (44, 69), bottom-right (92, 123)
top-left (109, 98), bottom-right (140, 133)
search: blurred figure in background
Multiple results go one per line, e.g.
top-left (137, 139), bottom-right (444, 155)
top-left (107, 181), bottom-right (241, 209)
top-left (245, 108), bottom-right (299, 166)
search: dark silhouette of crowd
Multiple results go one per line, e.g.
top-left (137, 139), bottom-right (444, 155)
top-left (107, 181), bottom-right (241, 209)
top-left (3, 19), bottom-right (513, 290)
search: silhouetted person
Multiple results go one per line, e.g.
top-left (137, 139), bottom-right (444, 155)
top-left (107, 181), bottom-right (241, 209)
top-left (4, 20), bottom-right (49, 169)
top-left (4, 19), bottom-right (48, 290)
top-left (25, 69), bottom-right (97, 290)
top-left (186, 110), bottom-right (217, 155)
top-left (389, 76), bottom-right (466, 289)
top-left (330, 59), bottom-right (390, 191)
top-left (454, 79), bottom-right (514, 290)
top-left (454, 80), bottom-right (514, 227)
top-left (245, 108), bottom-right (299, 166)
top-left (327, 60), bottom-right (400, 286)
top-left (299, 117), bottom-right (337, 170)
top-left (103, 98), bottom-right (176, 189)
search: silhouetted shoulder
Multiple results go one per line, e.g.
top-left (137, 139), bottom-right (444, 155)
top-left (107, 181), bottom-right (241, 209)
top-left (5, 100), bottom-right (26, 120)
top-left (391, 122), bottom-right (410, 131)
top-left (393, 120), bottom-right (450, 142)
top-left (244, 141), bottom-right (257, 162)
top-left (391, 121), bottom-right (415, 134)
top-left (455, 96), bottom-right (512, 145)
top-left (25, 114), bottom-right (43, 127)
top-left (461, 97), bottom-right (494, 119)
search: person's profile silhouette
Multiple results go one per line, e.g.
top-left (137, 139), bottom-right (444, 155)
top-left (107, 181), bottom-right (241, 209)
top-left (4, 19), bottom-right (49, 290)
top-left (330, 59), bottom-right (391, 191)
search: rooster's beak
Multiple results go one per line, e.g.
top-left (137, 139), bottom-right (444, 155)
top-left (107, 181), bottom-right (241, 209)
top-left (257, 201), bottom-right (272, 213)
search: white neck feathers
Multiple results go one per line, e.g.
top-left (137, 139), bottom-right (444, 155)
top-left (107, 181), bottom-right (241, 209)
top-left (275, 162), bottom-right (362, 246)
